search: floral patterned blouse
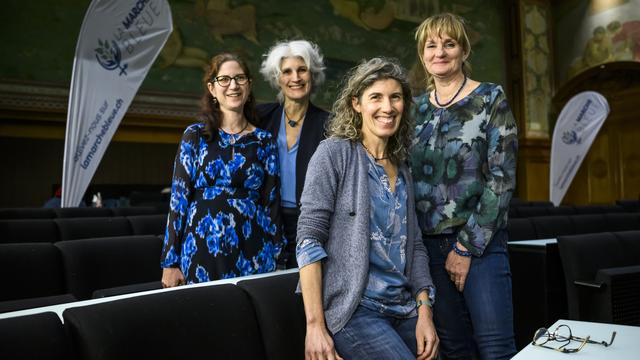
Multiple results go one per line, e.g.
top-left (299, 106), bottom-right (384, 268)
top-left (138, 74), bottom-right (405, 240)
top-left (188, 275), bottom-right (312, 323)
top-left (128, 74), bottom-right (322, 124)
top-left (161, 123), bottom-right (283, 282)
top-left (410, 83), bottom-right (518, 256)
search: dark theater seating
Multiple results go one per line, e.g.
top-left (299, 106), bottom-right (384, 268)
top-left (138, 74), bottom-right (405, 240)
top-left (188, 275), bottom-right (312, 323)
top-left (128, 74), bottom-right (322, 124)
top-left (558, 231), bottom-right (640, 325)
top-left (0, 312), bottom-right (72, 360)
top-left (238, 272), bottom-right (306, 360)
top-left (63, 284), bottom-right (266, 360)
top-left (604, 212), bottom-right (640, 231)
top-left (54, 207), bottom-right (113, 218)
top-left (111, 206), bottom-right (161, 216)
top-left (0, 219), bottom-right (59, 244)
top-left (55, 216), bottom-right (131, 241)
top-left (570, 214), bottom-right (607, 235)
top-left (92, 281), bottom-right (163, 299)
top-left (507, 218), bottom-right (537, 241)
top-left (0, 207), bottom-right (55, 219)
top-left (0, 243), bottom-right (66, 302)
top-left (127, 214), bottom-right (166, 236)
top-left (530, 215), bottom-right (575, 239)
top-left (55, 235), bottom-right (163, 300)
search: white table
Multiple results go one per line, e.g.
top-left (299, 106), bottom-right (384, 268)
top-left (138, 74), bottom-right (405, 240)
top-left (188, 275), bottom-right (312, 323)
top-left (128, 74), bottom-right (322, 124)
top-left (513, 319), bottom-right (640, 359)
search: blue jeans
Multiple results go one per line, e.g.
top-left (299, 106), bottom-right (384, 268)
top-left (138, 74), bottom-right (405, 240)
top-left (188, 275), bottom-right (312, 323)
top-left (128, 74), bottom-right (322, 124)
top-left (333, 305), bottom-right (418, 359)
top-left (425, 230), bottom-right (516, 360)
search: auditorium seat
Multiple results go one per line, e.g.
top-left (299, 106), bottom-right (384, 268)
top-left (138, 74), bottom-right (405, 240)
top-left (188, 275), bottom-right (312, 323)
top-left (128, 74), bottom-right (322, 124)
top-left (616, 199), bottom-right (640, 212)
top-left (92, 281), bottom-right (163, 299)
top-left (604, 213), bottom-right (640, 231)
top-left (238, 272), bottom-right (306, 360)
top-left (507, 218), bottom-right (537, 241)
top-left (63, 284), bottom-right (266, 360)
top-left (111, 206), bottom-right (161, 216)
top-left (0, 243), bottom-right (66, 302)
top-left (127, 214), bottom-right (167, 235)
top-left (546, 206), bottom-right (576, 216)
top-left (531, 215), bottom-right (575, 239)
top-left (0, 207), bottom-right (55, 219)
top-left (570, 214), bottom-right (606, 235)
top-left (573, 205), bottom-right (604, 214)
top-left (0, 219), bottom-right (59, 244)
top-left (0, 312), bottom-right (73, 360)
top-left (558, 231), bottom-right (640, 324)
top-left (0, 294), bottom-right (77, 314)
top-left (54, 207), bottom-right (113, 218)
top-left (55, 235), bottom-right (163, 300)
top-left (599, 205), bottom-right (626, 213)
top-left (528, 201), bottom-right (554, 207)
top-left (514, 206), bottom-right (549, 218)
top-left (55, 216), bottom-right (131, 241)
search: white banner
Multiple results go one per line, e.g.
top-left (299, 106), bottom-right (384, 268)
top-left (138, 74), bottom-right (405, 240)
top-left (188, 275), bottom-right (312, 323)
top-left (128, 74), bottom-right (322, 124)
top-left (550, 91), bottom-right (610, 206)
top-left (62, 0), bottom-right (172, 207)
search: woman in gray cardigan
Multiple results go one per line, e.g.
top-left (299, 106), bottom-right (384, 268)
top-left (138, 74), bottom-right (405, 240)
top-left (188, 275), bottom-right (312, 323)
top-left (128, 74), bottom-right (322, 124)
top-left (296, 58), bottom-right (439, 360)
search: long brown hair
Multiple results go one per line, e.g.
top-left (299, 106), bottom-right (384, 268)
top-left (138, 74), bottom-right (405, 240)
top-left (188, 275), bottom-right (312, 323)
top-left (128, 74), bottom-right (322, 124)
top-left (199, 53), bottom-right (258, 140)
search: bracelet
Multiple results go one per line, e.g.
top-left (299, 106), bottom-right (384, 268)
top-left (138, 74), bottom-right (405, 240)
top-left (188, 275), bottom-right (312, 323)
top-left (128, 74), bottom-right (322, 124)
top-left (451, 242), bottom-right (472, 257)
top-left (416, 299), bottom-right (432, 309)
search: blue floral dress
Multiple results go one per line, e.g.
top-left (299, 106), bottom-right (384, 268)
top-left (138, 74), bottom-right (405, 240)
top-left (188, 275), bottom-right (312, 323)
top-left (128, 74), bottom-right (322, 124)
top-left (161, 123), bottom-right (283, 282)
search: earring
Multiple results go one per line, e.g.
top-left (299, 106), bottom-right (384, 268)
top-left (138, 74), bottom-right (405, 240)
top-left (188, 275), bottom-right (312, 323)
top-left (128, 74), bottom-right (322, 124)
top-left (212, 96), bottom-right (218, 104)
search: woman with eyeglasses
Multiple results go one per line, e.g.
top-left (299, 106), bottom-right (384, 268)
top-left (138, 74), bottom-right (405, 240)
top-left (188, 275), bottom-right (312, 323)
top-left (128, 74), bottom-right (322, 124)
top-left (257, 40), bottom-right (330, 269)
top-left (161, 53), bottom-right (283, 287)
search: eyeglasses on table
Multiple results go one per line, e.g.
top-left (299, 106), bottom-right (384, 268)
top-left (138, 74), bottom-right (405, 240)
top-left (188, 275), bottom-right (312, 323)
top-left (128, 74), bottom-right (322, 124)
top-left (532, 324), bottom-right (616, 353)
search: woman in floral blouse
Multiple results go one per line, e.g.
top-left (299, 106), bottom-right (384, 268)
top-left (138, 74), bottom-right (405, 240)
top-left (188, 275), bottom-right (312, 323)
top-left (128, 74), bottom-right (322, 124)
top-left (161, 53), bottom-right (283, 287)
top-left (411, 13), bottom-right (518, 359)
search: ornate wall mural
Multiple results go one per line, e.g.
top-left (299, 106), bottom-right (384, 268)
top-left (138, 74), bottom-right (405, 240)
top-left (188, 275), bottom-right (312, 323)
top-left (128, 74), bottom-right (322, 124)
top-left (1, 0), bottom-right (509, 110)
top-left (554, 0), bottom-right (640, 86)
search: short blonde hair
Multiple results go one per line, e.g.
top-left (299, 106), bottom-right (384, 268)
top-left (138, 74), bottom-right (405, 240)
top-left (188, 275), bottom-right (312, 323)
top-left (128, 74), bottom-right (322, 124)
top-left (415, 13), bottom-right (472, 90)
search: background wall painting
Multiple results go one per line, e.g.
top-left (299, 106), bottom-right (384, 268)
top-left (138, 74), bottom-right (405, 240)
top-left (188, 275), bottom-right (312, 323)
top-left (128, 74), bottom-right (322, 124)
top-left (553, 0), bottom-right (640, 87)
top-left (1, 0), bottom-right (509, 110)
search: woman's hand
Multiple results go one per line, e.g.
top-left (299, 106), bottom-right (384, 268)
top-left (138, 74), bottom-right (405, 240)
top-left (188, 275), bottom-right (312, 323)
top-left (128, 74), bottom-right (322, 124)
top-left (445, 243), bottom-right (472, 292)
top-left (161, 267), bottom-right (185, 288)
top-left (305, 323), bottom-right (343, 360)
top-left (416, 307), bottom-right (439, 360)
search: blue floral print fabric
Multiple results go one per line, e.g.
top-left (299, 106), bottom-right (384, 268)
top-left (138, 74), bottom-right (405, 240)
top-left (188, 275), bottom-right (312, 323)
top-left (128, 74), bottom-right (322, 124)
top-left (161, 123), bottom-right (283, 282)
top-left (410, 83), bottom-right (518, 256)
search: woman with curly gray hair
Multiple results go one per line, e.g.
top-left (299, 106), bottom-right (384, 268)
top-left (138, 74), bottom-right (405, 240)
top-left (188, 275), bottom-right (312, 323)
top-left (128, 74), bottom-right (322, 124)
top-left (257, 40), bottom-right (330, 269)
top-left (296, 57), bottom-right (438, 360)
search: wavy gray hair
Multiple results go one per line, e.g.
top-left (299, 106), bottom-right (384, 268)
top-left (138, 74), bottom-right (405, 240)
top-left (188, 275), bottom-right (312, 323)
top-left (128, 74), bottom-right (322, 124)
top-left (328, 57), bottom-right (414, 164)
top-left (259, 40), bottom-right (326, 102)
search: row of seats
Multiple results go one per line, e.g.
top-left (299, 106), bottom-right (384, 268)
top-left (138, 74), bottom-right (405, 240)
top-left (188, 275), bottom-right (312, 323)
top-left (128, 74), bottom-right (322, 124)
top-left (1, 235), bottom-right (163, 313)
top-left (509, 204), bottom-right (629, 218)
top-left (508, 213), bottom-right (640, 241)
top-left (558, 230), bottom-right (640, 325)
top-left (0, 271), bottom-right (305, 360)
top-left (0, 206), bottom-right (163, 220)
top-left (0, 214), bottom-right (166, 244)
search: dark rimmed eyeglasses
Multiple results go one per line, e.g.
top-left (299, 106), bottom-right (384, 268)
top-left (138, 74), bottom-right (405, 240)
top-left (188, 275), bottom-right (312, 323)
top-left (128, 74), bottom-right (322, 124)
top-left (532, 324), bottom-right (616, 353)
top-left (212, 74), bottom-right (249, 87)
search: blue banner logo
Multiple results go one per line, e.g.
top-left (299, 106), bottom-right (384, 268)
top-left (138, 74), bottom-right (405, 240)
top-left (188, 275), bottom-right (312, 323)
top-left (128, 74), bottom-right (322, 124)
top-left (95, 39), bottom-right (128, 76)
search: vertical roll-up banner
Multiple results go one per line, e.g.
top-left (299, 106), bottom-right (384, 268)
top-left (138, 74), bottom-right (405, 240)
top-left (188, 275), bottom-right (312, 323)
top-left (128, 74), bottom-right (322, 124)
top-left (550, 91), bottom-right (609, 206)
top-left (61, 0), bottom-right (172, 207)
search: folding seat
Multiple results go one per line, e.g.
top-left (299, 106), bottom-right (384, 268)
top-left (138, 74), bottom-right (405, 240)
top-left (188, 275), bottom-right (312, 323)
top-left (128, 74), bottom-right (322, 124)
top-left (599, 205), bottom-right (626, 213)
top-left (573, 205), bottom-right (603, 214)
top-left (54, 207), bottom-right (113, 218)
top-left (238, 271), bottom-right (306, 360)
top-left (515, 206), bottom-right (549, 218)
top-left (570, 214), bottom-right (607, 235)
top-left (0, 243), bottom-right (72, 313)
top-left (531, 215), bottom-right (575, 239)
top-left (0, 207), bottom-right (55, 219)
top-left (64, 284), bottom-right (266, 360)
top-left (92, 281), bottom-right (163, 299)
top-left (507, 218), bottom-right (537, 241)
top-left (110, 206), bottom-right (161, 216)
top-left (604, 212), bottom-right (640, 232)
top-left (616, 199), bottom-right (640, 212)
top-left (0, 312), bottom-right (72, 360)
top-left (0, 219), bottom-right (59, 244)
top-left (546, 206), bottom-right (576, 216)
top-left (55, 216), bottom-right (131, 241)
top-left (528, 201), bottom-right (554, 207)
top-left (127, 214), bottom-right (167, 236)
top-left (55, 235), bottom-right (162, 300)
top-left (558, 231), bottom-right (640, 325)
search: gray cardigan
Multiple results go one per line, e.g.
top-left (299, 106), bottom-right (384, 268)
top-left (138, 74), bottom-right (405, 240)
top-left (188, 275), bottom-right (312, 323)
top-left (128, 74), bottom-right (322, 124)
top-left (296, 138), bottom-right (433, 334)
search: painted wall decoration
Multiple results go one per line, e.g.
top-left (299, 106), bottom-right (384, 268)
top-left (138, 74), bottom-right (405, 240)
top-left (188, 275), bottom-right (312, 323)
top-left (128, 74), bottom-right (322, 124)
top-left (521, 1), bottom-right (553, 138)
top-left (1, 0), bottom-right (509, 110)
top-left (554, 0), bottom-right (640, 86)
